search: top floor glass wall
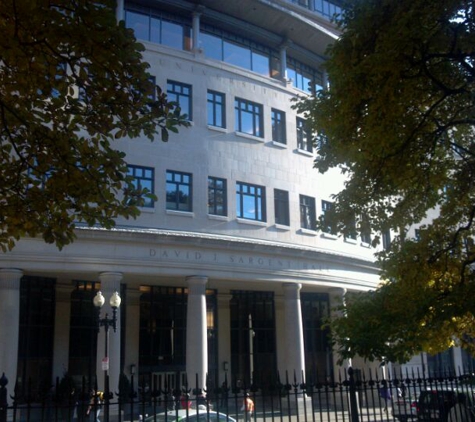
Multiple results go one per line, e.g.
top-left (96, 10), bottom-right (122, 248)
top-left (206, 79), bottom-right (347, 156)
top-left (288, 0), bottom-right (342, 20)
top-left (124, 3), bottom-right (323, 94)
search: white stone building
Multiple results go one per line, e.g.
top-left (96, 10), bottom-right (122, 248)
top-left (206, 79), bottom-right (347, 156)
top-left (0, 0), bottom-right (391, 400)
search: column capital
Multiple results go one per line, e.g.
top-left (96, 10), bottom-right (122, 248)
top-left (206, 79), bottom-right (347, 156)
top-left (186, 275), bottom-right (208, 285)
top-left (283, 282), bottom-right (302, 300)
top-left (99, 271), bottom-right (123, 284)
top-left (217, 293), bottom-right (232, 304)
top-left (0, 268), bottom-right (23, 289)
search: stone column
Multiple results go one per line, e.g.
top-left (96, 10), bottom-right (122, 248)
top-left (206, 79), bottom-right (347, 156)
top-left (217, 293), bottom-right (232, 384)
top-left (283, 283), bottom-right (305, 384)
top-left (116, 0), bottom-right (124, 22)
top-left (453, 347), bottom-right (464, 375)
top-left (96, 272), bottom-right (123, 394)
top-left (192, 7), bottom-right (205, 52)
top-left (52, 282), bottom-right (75, 381)
top-left (124, 286), bottom-right (141, 391)
top-left (329, 287), bottom-right (350, 375)
top-left (0, 268), bottom-right (23, 403)
top-left (186, 276), bottom-right (208, 391)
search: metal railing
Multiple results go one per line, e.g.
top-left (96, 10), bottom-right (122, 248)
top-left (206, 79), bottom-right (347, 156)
top-left (1, 367), bottom-right (474, 422)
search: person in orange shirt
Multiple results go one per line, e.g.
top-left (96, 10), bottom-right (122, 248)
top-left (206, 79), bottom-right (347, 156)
top-left (241, 393), bottom-right (254, 422)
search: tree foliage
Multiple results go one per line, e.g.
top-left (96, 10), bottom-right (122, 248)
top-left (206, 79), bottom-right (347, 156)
top-left (0, 0), bottom-right (189, 251)
top-left (295, 0), bottom-right (475, 362)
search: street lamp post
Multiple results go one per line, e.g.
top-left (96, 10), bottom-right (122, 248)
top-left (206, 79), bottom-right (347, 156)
top-left (93, 291), bottom-right (121, 422)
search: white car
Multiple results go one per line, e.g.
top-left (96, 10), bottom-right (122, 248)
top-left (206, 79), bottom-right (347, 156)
top-left (144, 406), bottom-right (237, 422)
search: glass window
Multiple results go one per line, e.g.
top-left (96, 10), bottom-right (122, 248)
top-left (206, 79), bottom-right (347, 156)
top-left (361, 215), bottom-right (371, 244)
top-left (208, 177), bottom-right (227, 216)
top-left (300, 195), bottom-right (316, 230)
top-left (224, 40), bottom-right (251, 70)
top-left (382, 230), bottom-right (391, 250)
top-left (321, 200), bottom-right (334, 233)
top-left (252, 51), bottom-right (270, 76)
top-left (346, 214), bottom-right (357, 240)
top-left (297, 117), bottom-right (312, 152)
top-left (167, 80), bottom-right (192, 120)
top-left (150, 15), bottom-right (161, 44)
top-left (236, 181), bottom-right (266, 222)
top-left (162, 20), bottom-right (183, 49)
top-left (235, 98), bottom-right (263, 138)
top-left (207, 90), bottom-right (226, 128)
top-left (230, 291), bottom-right (276, 388)
top-left (271, 109), bottom-right (286, 144)
top-left (166, 170), bottom-right (192, 211)
top-left (127, 165), bottom-right (155, 208)
top-left (125, 10), bottom-right (150, 41)
top-left (274, 189), bottom-right (290, 226)
top-left (201, 32), bottom-right (223, 60)
top-left (18, 276), bottom-right (55, 400)
top-left (301, 292), bottom-right (333, 382)
top-left (125, 8), bottom-right (189, 51)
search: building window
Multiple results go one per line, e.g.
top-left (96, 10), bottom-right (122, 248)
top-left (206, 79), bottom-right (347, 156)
top-left (127, 165), bottom-right (155, 208)
top-left (346, 214), bottom-right (357, 240)
top-left (300, 195), bottom-right (316, 230)
top-left (18, 276), bottom-right (55, 400)
top-left (201, 28), bottom-right (271, 77)
top-left (361, 216), bottom-right (371, 244)
top-left (236, 181), bottom-right (266, 221)
top-left (167, 80), bottom-right (192, 120)
top-left (321, 200), bottom-right (334, 233)
top-left (382, 229), bottom-right (391, 250)
top-left (235, 98), bottom-right (263, 138)
top-left (230, 291), bottom-right (276, 388)
top-left (125, 8), bottom-right (191, 50)
top-left (297, 117), bottom-right (312, 152)
top-left (208, 177), bottom-right (227, 216)
top-left (274, 189), bottom-right (290, 226)
top-left (301, 292), bottom-right (333, 382)
top-left (287, 57), bottom-right (323, 94)
top-left (207, 90), bottom-right (226, 128)
top-left (166, 170), bottom-right (192, 211)
top-left (271, 109), bottom-right (286, 144)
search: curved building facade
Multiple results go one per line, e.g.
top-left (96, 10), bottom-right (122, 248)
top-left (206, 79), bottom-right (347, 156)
top-left (0, 0), bottom-right (382, 399)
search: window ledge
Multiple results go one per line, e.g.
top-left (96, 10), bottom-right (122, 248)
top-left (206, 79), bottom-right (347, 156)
top-left (275, 223), bottom-right (291, 231)
top-left (295, 148), bottom-right (313, 157)
top-left (138, 207), bottom-right (155, 213)
top-left (166, 210), bottom-right (194, 218)
top-left (236, 218), bottom-right (267, 227)
top-left (360, 241), bottom-right (371, 248)
top-left (208, 125), bottom-right (227, 133)
top-left (299, 228), bottom-right (317, 236)
top-left (235, 131), bottom-right (264, 143)
top-left (321, 232), bottom-right (338, 240)
top-left (344, 237), bottom-right (358, 245)
top-left (208, 214), bottom-right (229, 221)
top-left (271, 141), bottom-right (287, 149)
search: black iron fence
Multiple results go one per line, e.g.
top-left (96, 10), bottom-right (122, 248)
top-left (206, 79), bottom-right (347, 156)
top-left (1, 367), bottom-right (475, 422)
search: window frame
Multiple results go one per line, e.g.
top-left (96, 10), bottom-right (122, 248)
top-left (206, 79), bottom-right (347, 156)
top-left (207, 90), bottom-right (226, 128)
top-left (300, 195), bottom-right (316, 230)
top-left (208, 176), bottom-right (227, 216)
top-left (166, 170), bottom-right (193, 212)
top-left (167, 80), bottom-right (192, 120)
top-left (296, 117), bottom-right (312, 152)
top-left (271, 108), bottom-right (286, 144)
top-left (321, 200), bottom-right (335, 233)
top-left (274, 189), bottom-right (290, 226)
top-left (235, 98), bottom-right (264, 138)
top-left (236, 181), bottom-right (266, 222)
top-left (127, 165), bottom-right (155, 208)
